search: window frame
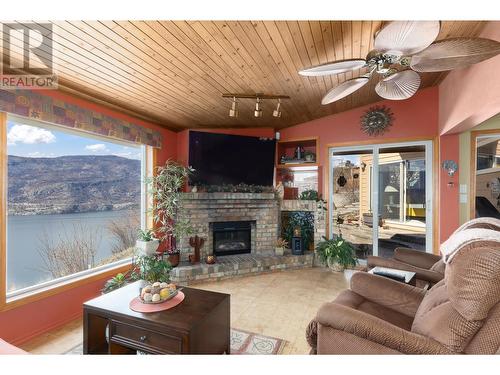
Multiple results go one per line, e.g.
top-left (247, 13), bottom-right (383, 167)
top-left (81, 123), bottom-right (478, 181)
top-left (0, 112), bottom-right (154, 311)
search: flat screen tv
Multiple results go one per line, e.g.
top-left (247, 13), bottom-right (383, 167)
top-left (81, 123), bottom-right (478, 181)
top-left (188, 131), bottom-right (276, 186)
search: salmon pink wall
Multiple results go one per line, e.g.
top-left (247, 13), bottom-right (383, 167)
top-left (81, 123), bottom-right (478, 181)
top-left (439, 21), bottom-right (500, 135)
top-left (176, 128), bottom-right (275, 168)
top-left (0, 277), bottom-right (110, 346)
top-left (0, 90), bottom-right (177, 346)
top-left (439, 134), bottom-right (460, 242)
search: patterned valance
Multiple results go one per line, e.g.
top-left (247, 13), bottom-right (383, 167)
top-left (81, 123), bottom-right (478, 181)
top-left (0, 89), bottom-right (163, 148)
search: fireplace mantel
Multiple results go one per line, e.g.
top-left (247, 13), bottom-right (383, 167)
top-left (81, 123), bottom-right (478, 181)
top-left (177, 192), bottom-right (280, 260)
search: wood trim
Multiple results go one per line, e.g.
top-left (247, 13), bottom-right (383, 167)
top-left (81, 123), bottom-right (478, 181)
top-left (276, 163), bottom-right (318, 169)
top-left (0, 113), bottom-right (149, 312)
top-left (277, 136), bottom-right (318, 144)
top-left (325, 136), bottom-right (436, 149)
top-left (469, 129), bottom-right (500, 219)
top-left (433, 137), bottom-right (440, 254)
top-left (1, 262), bottom-right (132, 312)
top-left (147, 147), bottom-right (157, 229)
top-left (324, 136), bottom-right (439, 253)
top-left (0, 112), bottom-right (7, 310)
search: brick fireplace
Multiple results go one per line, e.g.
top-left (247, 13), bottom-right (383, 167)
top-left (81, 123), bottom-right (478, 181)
top-left (176, 192), bottom-right (279, 260)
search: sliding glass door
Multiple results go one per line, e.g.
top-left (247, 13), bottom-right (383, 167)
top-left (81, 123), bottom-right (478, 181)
top-left (331, 149), bottom-right (374, 258)
top-left (329, 141), bottom-right (433, 259)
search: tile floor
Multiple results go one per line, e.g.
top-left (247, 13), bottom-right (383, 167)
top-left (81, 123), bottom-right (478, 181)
top-left (19, 267), bottom-right (351, 355)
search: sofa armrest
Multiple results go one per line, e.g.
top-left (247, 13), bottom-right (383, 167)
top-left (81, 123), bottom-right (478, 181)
top-left (350, 272), bottom-right (426, 317)
top-left (316, 302), bottom-right (452, 354)
top-left (367, 256), bottom-right (444, 284)
top-left (394, 247), bottom-right (441, 269)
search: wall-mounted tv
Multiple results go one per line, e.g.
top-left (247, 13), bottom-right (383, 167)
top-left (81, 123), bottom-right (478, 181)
top-left (188, 131), bottom-right (276, 186)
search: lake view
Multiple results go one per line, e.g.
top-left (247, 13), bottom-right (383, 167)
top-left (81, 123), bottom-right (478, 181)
top-left (6, 210), bottom-right (138, 292)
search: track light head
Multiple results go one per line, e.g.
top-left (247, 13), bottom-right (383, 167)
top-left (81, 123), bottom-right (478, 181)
top-left (254, 98), bottom-right (263, 118)
top-left (272, 99), bottom-right (282, 118)
top-left (229, 97), bottom-right (239, 117)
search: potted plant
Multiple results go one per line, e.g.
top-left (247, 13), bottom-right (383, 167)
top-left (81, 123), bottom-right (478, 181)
top-left (134, 254), bottom-right (172, 283)
top-left (101, 253), bottom-right (172, 294)
top-left (147, 160), bottom-right (194, 267)
top-left (315, 236), bottom-right (357, 272)
top-left (275, 238), bottom-right (288, 256)
top-left (135, 228), bottom-right (160, 256)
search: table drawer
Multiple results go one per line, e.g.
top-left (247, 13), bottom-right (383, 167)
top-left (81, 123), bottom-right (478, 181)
top-left (110, 320), bottom-right (182, 354)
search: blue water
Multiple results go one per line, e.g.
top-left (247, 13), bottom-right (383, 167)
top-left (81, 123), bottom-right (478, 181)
top-left (6, 210), bottom-right (138, 292)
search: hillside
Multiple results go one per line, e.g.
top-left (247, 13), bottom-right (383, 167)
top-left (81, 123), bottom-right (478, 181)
top-left (7, 155), bottom-right (141, 215)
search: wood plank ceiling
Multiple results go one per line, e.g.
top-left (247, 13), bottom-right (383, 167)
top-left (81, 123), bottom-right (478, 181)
top-left (1, 21), bottom-right (487, 131)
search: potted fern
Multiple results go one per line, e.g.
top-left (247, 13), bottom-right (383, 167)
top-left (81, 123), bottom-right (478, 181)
top-left (146, 160), bottom-right (194, 267)
top-left (316, 236), bottom-right (357, 272)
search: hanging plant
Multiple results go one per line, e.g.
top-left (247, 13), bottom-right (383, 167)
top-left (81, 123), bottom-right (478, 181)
top-left (360, 105), bottom-right (394, 136)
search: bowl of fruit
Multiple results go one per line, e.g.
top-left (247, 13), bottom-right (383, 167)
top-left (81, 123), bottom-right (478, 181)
top-left (139, 282), bottom-right (178, 304)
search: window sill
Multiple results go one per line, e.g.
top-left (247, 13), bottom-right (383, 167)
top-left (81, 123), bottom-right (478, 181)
top-left (1, 259), bottom-right (132, 312)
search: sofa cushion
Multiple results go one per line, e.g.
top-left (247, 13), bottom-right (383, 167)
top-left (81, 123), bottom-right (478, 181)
top-left (465, 302), bottom-right (500, 354)
top-left (445, 240), bottom-right (500, 321)
top-left (411, 279), bottom-right (482, 352)
top-left (334, 289), bottom-right (413, 331)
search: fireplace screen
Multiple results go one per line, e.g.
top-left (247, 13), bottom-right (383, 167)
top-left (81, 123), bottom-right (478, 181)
top-left (213, 221), bottom-right (252, 256)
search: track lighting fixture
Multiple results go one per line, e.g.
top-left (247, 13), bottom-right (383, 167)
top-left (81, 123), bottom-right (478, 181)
top-left (222, 93), bottom-right (290, 118)
top-left (229, 97), bottom-right (238, 117)
top-left (254, 98), bottom-right (263, 118)
top-left (272, 99), bottom-right (282, 118)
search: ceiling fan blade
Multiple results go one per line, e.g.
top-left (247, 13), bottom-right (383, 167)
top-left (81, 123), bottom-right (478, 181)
top-left (299, 59), bottom-right (367, 77)
top-left (321, 77), bottom-right (370, 105)
top-left (375, 70), bottom-right (421, 100)
top-left (374, 21), bottom-right (440, 56)
top-left (410, 37), bottom-right (500, 72)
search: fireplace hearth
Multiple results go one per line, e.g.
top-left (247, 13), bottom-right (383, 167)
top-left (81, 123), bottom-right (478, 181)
top-left (213, 221), bottom-right (252, 256)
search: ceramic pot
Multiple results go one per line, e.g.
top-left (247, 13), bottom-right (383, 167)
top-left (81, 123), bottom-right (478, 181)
top-left (275, 247), bottom-right (285, 256)
top-left (136, 239), bottom-right (159, 256)
top-left (168, 252), bottom-right (180, 267)
top-left (327, 258), bottom-right (344, 272)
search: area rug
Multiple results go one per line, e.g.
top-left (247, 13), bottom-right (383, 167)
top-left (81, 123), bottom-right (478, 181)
top-left (65, 329), bottom-right (286, 355)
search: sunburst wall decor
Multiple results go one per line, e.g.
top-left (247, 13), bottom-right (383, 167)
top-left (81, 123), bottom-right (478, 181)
top-left (360, 105), bottom-right (395, 136)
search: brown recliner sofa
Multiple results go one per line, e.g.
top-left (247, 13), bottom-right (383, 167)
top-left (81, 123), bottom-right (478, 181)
top-left (306, 227), bottom-right (500, 354)
top-left (367, 217), bottom-right (500, 286)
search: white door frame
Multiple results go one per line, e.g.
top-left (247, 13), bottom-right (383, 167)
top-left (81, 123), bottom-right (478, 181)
top-left (329, 140), bottom-right (433, 255)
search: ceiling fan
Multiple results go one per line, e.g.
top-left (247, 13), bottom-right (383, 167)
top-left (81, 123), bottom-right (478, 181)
top-left (298, 21), bottom-right (500, 104)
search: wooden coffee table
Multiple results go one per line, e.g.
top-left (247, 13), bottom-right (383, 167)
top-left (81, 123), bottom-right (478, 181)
top-left (368, 266), bottom-right (417, 286)
top-left (83, 280), bottom-right (230, 354)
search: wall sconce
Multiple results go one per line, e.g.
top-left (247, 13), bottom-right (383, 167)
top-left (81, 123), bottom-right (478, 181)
top-left (442, 160), bottom-right (458, 177)
top-left (360, 162), bottom-right (367, 172)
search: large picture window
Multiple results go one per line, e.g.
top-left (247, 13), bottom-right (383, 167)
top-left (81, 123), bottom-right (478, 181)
top-left (5, 115), bottom-right (146, 297)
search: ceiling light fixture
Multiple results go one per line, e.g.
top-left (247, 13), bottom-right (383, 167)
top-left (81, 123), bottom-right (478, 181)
top-left (229, 97), bottom-right (238, 117)
top-left (222, 93), bottom-right (290, 118)
top-left (254, 98), bottom-right (263, 118)
top-left (272, 99), bottom-right (282, 118)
